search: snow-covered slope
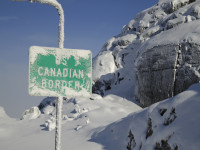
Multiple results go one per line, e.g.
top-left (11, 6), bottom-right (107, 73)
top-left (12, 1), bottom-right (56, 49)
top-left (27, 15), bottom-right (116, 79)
top-left (1, 0), bottom-right (200, 149)
top-left (92, 0), bottom-right (200, 106)
top-left (1, 84), bottom-right (199, 150)
top-left (0, 94), bottom-right (141, 150)
top-left (92, 83), bottom-right (200, 150)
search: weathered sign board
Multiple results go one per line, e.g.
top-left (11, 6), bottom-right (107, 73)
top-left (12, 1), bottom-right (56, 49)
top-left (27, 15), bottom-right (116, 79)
top-left (29, 46), bottom-right (92, 98)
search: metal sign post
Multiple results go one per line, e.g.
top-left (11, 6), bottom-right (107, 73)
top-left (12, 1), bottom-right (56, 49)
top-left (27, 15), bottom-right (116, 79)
top-left (14, 0), bottom-right (64, 150)
top-left (29, 1), bottom-right (65, 150)
top-left (14, 1), bottom-right (92, 150)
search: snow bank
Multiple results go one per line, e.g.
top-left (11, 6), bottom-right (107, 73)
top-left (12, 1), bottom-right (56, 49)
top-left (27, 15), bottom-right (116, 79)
top-left (92, 83), bottom-right (200, 150)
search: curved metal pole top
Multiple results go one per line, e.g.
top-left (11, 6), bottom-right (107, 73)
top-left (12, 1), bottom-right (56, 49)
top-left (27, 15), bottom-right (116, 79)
top-left (14, 0), bottom-right (64, 48)
top-left (30, 0), bottom-right (64, 49)
top-left (13, 1), bottom-right (65, 150)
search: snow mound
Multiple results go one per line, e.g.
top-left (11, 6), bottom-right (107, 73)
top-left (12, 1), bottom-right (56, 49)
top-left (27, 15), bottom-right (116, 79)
top-left (92, 83), bottom-right (200, 150)
top-left (21, 106), bottom-right (41, 120)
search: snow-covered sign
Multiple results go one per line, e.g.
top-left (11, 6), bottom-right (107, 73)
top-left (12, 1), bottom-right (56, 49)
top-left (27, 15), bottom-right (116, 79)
top-left (29, 46), bottom-right (92, 98)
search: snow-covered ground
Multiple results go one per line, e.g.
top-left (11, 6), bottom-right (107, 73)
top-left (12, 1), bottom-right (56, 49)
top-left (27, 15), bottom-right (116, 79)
top-left (0, 94), bottom-right (141, 150)
top-left (1, 0), bottom-right (200, 149)
top-left (92, 84), bottom-right (200, 150)
top-left (1, 84), bottom-right (200, 150)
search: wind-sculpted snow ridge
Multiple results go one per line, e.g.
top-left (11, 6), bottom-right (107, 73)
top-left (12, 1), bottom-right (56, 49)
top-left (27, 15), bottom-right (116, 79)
top-left (92, 83), bottom-right (200, 150)
top-left (92, 0), bottom-right (200, 106)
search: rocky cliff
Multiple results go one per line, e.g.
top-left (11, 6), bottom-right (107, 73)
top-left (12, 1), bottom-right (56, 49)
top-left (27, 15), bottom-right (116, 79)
top-left (92, 0), bottom-right (200, 106)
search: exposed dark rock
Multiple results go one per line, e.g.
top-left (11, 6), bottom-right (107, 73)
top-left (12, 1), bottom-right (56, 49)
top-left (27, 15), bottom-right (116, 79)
top-left (164, 107), bottom-right (177, 126)
top-left (146, 117), bottom-right (153, 139)
top-left (38, 97), bottom-right (56, 110)
top-left (135, 42), bottom-right (200, 107)
top-left (127, 129), bottom-right (136, 150)
top-left (155, 134), bottom-right (177, 150)
top-left (159, 108), bottom-right (167, 116)
top-left (92, 80), bottom-right (105, 96)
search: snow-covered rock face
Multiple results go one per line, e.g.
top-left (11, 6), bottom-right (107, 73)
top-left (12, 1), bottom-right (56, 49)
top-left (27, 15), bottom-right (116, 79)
top-left (92, 0), bottom-right (200, 106)
top-left (92, 30), bottom-right (138, 98)
top-left (21, 107), bottom-right (41, 120)
top-left (136, 42), bottom-right (200, 106)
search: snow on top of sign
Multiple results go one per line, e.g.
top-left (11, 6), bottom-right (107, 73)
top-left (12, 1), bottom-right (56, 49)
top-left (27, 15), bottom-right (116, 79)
top-left (29, 46), bottom-right (49, 64)
top-left (56, 48), bottom-right (91, 59)
top-left (55, 47), bottom-right (91, 65)
top-left (29, 46), bottom-right (91, 65)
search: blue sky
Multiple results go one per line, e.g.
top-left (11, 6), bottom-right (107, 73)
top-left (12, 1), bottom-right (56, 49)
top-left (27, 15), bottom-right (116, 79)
top-left (0, 0), bottom-right (158, 118)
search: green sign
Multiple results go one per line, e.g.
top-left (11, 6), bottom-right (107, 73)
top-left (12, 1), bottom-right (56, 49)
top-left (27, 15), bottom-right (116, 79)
top-left (29, 46), bottom-right (92, 98)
